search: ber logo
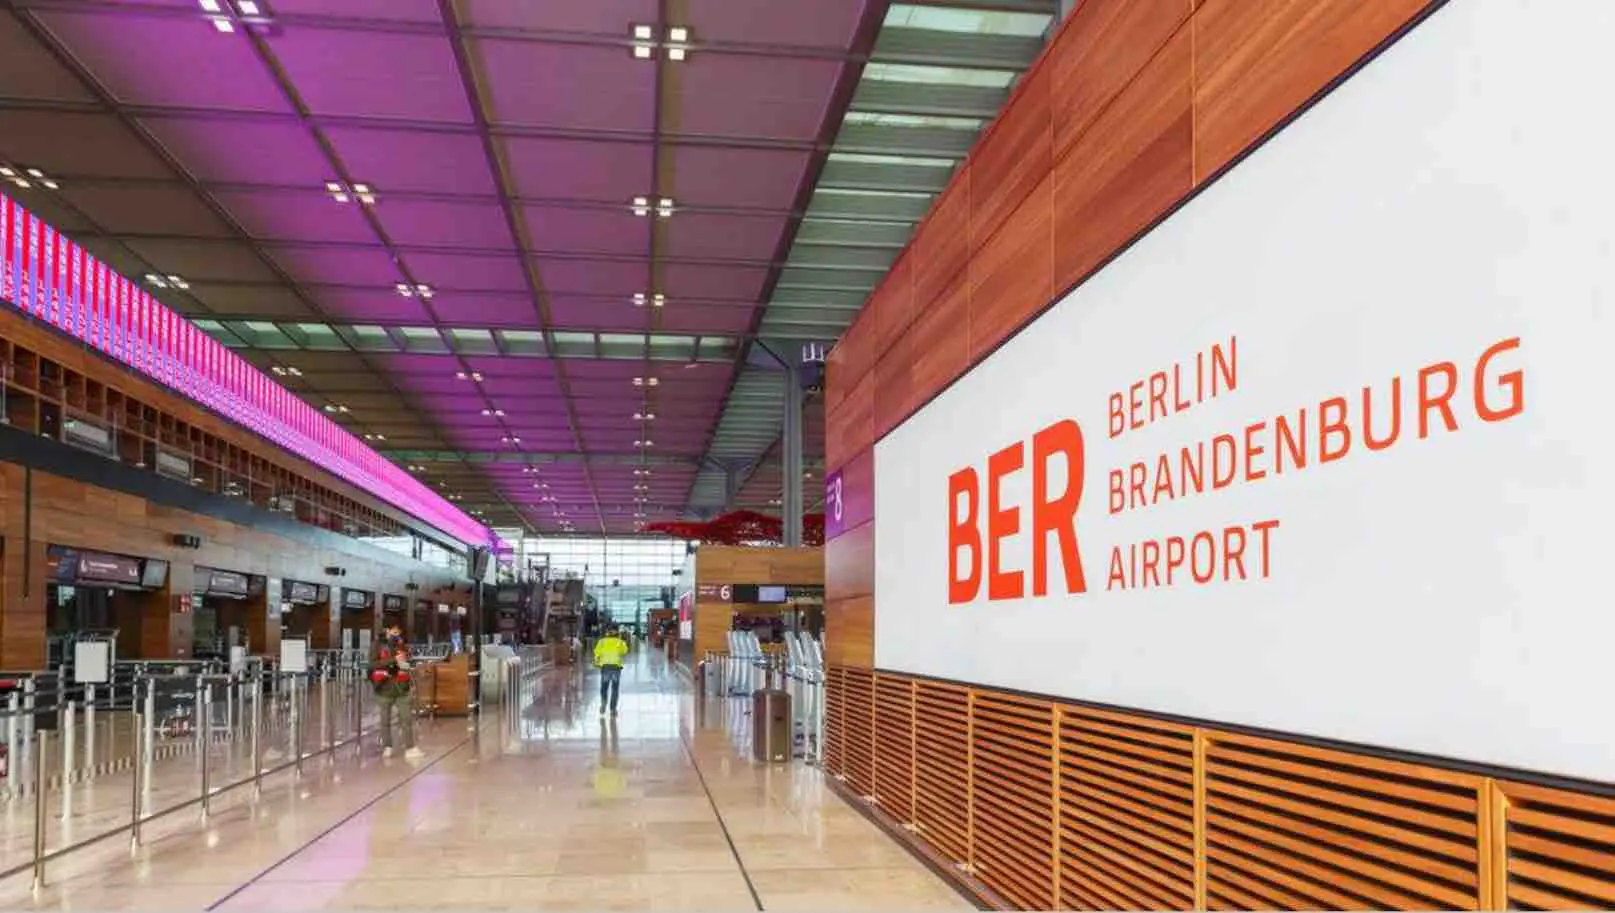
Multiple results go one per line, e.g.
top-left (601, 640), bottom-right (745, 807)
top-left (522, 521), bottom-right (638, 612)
top-left (947, 419), bottom-right (1086, 604)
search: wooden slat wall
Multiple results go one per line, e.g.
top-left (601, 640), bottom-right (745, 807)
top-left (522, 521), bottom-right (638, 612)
top-left (825, 669), bottom-right (1615, 911)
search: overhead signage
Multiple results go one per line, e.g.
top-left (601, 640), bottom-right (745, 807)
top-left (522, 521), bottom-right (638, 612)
top-left (383, 594), bottom-right (406, 612)
top-left (0, 190), bottom-right (493, 549)
top-left (74, 551), bottom-right (140, 585)
top-left (823, 469), bottom-right (845, 539)
top-left (873, 0), bottom-right (1614, 782)
top-left (342, 588), bottom-right (372, 610)
top-left (697, 583), bottom-right (732, 602)
top-left (284, 581), bottom-right (320, 604)
top-left (205, 570), bottom-right (249, 597)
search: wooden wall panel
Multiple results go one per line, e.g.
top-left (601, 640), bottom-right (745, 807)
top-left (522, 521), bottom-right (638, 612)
top-left (832, 670), bottom-right (1615, 913)
top-left (969, 174), bottom-right (1054, 360)
top-left (691, 545), bottom-right (824, 659)
top-left (824, 519), bottom-right (873, 601)
top-left (1050, 0), bottom-right (1194, 154)
top-left (913, 678), bottom-right (972, 864)
top-left (824, 595), bottom-right (872, 668)
top-left (824, 368), bottom-right (874, 472)
top-left (910, 173), bottom-right (972, 312)
top-left (867, 254), bottom-right (916, 362)
top-left (872, 329), bottom-right (914, 441)
top-left (907, 273), bottom-right (970, 411)
top-left (873, 674), bottom-right (916, 825)
top-left (1052, 28), bottom-right (1195, 293)
top-left (837, 447), bottom-right (875, 534)
top-left (1192, 0), bottom-right (1434, 181)
top-left (969, 63), bottom-right (1052, 256)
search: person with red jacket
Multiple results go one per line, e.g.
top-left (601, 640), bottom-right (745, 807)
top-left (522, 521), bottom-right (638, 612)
top-left (369, 625), bottom-right (422, 759)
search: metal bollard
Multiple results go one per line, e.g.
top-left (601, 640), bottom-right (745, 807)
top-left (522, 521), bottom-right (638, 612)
top-left (130, 710), bottom-right (144, 851)
top-left (142, 682), bottom-right (155, 797)
top-left (323, 674), bottom-right (335, 753)
top-left (23, 678), bottom-right (35, 751)
top-left (32, 730), bottom-right (49, 893)
top-left (60, 701), bottom-right (75, 821)
top-left (84, 684), bottom-right (96, 777)
top-left (250, 677), bottom-right (263, 799)
top-left (352, 678), bottom-right (363, 759)
top-left (293, 678), bottom-right (305, 778)
top-left (199, 684), bottom-right (212, 820)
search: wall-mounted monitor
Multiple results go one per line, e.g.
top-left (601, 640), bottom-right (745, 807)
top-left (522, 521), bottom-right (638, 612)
top-left (140, 558), bottom-right (169, 589)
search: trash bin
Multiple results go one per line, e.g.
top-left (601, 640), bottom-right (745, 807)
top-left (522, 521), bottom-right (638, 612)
top-left (752, 688), bottom-right (792, 762)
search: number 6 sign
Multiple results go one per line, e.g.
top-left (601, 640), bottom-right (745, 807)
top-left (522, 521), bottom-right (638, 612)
top-left (824, 470), bottom-right (845, 539)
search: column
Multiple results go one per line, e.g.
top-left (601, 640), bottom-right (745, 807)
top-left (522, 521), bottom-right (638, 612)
top-left (782, 365), bottom-right (804, 547)
top-left (309, 585), bottom-right (339, 650)
top-left (129, 561), bottom-right (194, 659)
top-left (249, 576), bottom-right (281, 657)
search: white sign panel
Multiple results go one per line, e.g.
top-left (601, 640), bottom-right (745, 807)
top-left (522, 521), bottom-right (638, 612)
top-left (73, 641), bottom-right (110, 685)
top-left (874, 0), bottom-right (1615, 781)
top-left (279, 637), bottom-right (309, 674)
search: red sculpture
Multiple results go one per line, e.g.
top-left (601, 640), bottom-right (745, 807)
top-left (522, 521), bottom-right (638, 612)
top-left (645, 510), bottom-right (824, 546)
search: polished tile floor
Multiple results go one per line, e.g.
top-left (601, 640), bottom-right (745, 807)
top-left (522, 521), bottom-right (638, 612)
top-left (0, 650), bottom-right (972, 911)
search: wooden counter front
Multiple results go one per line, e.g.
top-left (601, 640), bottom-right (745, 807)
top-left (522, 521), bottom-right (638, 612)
top-left (413, 654), bottom-right (470, 717)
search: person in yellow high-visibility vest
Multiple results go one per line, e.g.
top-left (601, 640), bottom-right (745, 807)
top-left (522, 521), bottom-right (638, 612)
top-left (592, 627), bottom-right (630, 716)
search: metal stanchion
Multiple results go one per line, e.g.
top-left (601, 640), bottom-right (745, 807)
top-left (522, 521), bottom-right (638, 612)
top-left (293, 677), bottom-right (305, 778)
top-left (250, 677), bottom-right (263, 800)
top-left (323, 673), bottom-right (335, 754)
top-left (130, 710), bottom-right (143, 852)
top-left (32, 730), bottom-right (48, 893)
top-left (352, 678), bottom-right (363, 759)
top-left (142, 681), bottom-right (155, 797)
top-left (199, 683), bottom-right (212, 820)
top-left (59, 702), bottom-right (75, 820)
top-left (83, 685), bottom-right (96, 777)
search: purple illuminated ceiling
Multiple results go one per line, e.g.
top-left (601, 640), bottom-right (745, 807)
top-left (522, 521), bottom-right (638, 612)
top-left (0, 0), bottom-right (1052, 535)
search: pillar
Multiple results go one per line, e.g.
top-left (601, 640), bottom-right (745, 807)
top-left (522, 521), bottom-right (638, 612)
top-left (782, 366), bottom-right (805, 547)
top-left (248, 576), bottom-right (280, 657)
top-left (308, 584), bottom-right (339, 650)
top-left (129, 561), bottom-right (194, 659)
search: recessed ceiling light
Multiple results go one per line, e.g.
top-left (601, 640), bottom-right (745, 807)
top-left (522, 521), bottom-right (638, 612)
top-left (632, 292), bottom-right (666, 308)
top-left (212, 17), bottom-right (235, 32)
top-left (631, 376), bottom-right (660, 387)
top-left (668, 26), bottom-right (689, 42)
top-left (326, 181), bottom-right (375, 205)
top-left (395, 283), bottom-right (433, 299)
top-left (633, 468), bottom-right (652, 477)
top-left (634, 439), bottom-right (654, 448)
top-left (631, 195), bottom-right (649, 217)
top-left (2, 165), bottom-right (58, 191)
top-left (656, 197), bottom-right (674, 218)
top-left (145, 274), bottom-right (188, 290)
top-left (633, 411), bottom-right (657, 421)
top-left (494, 409), bottom-right (505, 417)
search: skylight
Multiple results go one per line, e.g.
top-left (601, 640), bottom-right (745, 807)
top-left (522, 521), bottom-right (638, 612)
top-left (883, 3), bottom-right (1052, 38)
top-left (861, 62), bottom-right (1019, 89)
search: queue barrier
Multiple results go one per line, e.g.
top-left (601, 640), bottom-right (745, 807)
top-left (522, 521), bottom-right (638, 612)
top-left (0, 658), bottom-right (384, 893)
top-left (698, 630), bottom-right (826, 766)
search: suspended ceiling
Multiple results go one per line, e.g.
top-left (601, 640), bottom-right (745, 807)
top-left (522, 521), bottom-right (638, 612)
top-left (0, 0), bottom-right (1056, 537)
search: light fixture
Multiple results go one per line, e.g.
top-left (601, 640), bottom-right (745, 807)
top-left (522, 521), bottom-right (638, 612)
top-left (501, 436), bottom-right (522, 445)
top-left (201, 0), bottom-right (270, 32)
top-left (270, 365), bottom-right (303, 377)
top-left (631, 376), bottom-right (659, 387)
top-left (632, 292), bottom-right (666, 308)
top-left (631, 196), bottom-right (674, 218)
top-left (494, 409), bottom-right (505, 417)
top-left (634, 483), bottom-right (649, 492)
top-left (769, 497), bottom-right (783, 506)
top-left (633, 468), bottom-right (652, 477)
top-left (363, 433), bottom-right (386, 442)
top-left (631, 24), bottom-right (654, 59)
top-left (395, 283), bottom-right (433, 299)
top-left (634, 439), bottom-right (654, 448)
top-left (326, 181), bottom-right (376, 205)
top-left (144, 274), bottom-right (189, 290)
top-left (1, 166), bottom-right (58, 191)
top-left (633, 411), bottom-right (657, 421)
top-left (666, 26), bottom-right (690, 61)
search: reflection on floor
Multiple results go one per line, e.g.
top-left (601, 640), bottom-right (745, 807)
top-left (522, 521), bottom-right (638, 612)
top-left (0, 648), bottom-right (972, 911)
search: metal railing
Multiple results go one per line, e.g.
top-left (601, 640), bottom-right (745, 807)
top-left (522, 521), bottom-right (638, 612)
top-left (0, 658), bottom-right (386, 892)
top-left (697, 630), bottom-right (827, 765)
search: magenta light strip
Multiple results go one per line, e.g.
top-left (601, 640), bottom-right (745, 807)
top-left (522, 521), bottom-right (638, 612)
top-left (0, 192), bottom-right (498, 552)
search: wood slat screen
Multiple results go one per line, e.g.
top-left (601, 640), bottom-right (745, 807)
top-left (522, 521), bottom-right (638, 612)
top-left (823, 665), bottom-right (845, 775)
top-left (842, 667), bottom-right (877, 798)
top-left (1059, 707), bottom-right (1195, 910)
top-left (1204, 733), bottom-right (1483, 910)
top-left (824, 667), bottom-right (1615, 911)
top-left (1501, 781), bottom-right (1615, 910)
top-left (913, 678), bottom-right (972, 864)
top-left (874, 674), bottom-right (916, 824)
top-left (971, 691), bottom-right (1058, 910)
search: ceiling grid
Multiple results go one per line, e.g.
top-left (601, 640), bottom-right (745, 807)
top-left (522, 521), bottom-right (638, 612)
top-left (0, 0), bottom-right (1047, 533)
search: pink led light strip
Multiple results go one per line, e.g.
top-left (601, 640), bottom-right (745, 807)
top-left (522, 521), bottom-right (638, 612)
top-left (0, 193), bottom-right (497, 552)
